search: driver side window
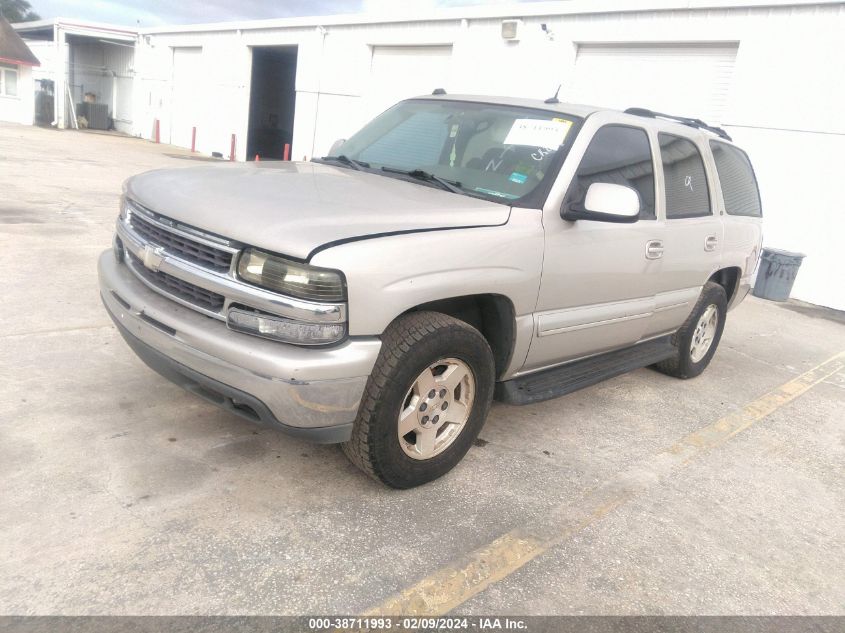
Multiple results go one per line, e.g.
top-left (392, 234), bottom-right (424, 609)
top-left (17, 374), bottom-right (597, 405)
top-left (565, 125), bottom-right (656, 219)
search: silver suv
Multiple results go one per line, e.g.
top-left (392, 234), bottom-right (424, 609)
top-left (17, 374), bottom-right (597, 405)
top-left (98, 95), bottom-right (763, 488)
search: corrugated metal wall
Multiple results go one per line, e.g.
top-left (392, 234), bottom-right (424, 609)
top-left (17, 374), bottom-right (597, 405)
top-left (132, 2), bottom-right (845, 309)
top-left (68, 40), bottom-right (134, 132)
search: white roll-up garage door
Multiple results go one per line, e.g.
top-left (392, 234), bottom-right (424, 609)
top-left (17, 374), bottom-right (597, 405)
top-left (366, 45), bottom-right (452, 118)
top-left (569, 43), bottom-right (738, 125)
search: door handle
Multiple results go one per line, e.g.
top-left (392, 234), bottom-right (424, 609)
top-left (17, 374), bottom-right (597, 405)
top-left (704, 235), bottom-right (718, 252)
top-left (645, 240), bottom-right (664, 260)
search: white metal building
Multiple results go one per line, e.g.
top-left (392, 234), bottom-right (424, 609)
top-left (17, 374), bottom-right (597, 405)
top-left (15, 1), bottom-right (845, 310)
top-left (14, 19), bottom-right (137, 133)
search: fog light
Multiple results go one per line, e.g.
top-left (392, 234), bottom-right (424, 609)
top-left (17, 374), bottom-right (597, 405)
top-left (113, 235), bottom-right (125, 262)
top-left (227, 307), bottom-right (345, 345)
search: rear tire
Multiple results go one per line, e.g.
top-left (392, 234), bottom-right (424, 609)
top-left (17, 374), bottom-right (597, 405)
top-left (653, 281), bottom-right (727, 379)
top-left (342, 311), bottom-right (495, 489)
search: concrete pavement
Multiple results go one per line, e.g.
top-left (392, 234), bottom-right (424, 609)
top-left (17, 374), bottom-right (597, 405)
top-left (1, 123), bottom-right (842, 615)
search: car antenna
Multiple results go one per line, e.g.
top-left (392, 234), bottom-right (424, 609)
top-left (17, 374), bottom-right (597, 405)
top-left (544, 84), bottom-right (561, 104)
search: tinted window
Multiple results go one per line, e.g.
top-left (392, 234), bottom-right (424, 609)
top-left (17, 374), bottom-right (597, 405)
top-left (710, 141), bottom-right (762, 217)
top-left (566, 125), bottom-right (655, 219)
top-left (659, 134), bottom-right (711, 219)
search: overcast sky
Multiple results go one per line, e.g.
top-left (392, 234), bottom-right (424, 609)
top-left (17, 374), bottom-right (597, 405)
top-left (31, 0), bottom-right (550, 27)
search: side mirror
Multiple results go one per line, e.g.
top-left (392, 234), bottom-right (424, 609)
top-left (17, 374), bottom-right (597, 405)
top-left (563, 182), bottom-right (641, 223)
top-left (328, 139), bottom-right (347, 156)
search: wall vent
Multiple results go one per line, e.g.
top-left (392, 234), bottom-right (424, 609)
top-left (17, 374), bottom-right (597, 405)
top-left (501, 19), bottom-right (523, 41)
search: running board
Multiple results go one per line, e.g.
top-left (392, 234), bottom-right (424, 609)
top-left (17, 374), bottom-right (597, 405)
top-left (496, 336), bottom-right (675, 405)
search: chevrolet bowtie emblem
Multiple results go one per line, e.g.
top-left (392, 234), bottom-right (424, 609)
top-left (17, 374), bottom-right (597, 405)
top-left (142, 244), bottom-right (165, 272)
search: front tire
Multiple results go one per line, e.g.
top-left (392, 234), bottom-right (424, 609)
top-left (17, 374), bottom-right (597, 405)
top-left (653, 281), bottom-right (727, 379)
top-left (342, 311), bottom-right (495, 489)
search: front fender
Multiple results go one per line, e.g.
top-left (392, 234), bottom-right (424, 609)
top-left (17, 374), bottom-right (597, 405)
top-left (310, 210), bottom-right (544, 338)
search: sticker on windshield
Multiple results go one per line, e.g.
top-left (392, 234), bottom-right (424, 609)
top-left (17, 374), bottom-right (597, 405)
top-left (474, 187), bottom-right (520, 200)
top-left (509, 172), bottom-right (528, 184)
top-left (504, 118), bottom-right (572, 149)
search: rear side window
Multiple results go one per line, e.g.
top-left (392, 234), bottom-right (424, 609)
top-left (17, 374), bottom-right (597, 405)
top-left (659, 134), bottom-right (711, 219)
top-left (710, 141), bottom-right (762, 217)
top-left (566, 125), bottom-right (656, 219)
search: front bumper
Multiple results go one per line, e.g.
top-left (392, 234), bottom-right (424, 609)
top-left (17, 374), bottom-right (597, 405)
top-left (98, 251), bottom-right (381, 443)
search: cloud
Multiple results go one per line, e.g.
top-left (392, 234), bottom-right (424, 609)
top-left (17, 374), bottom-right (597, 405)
top-left (363, 0), bottom-right (525, 10)
top-left (32, 0), bottom-right (546, 27)
top-left (362, 0), bottom-right (438, 12)
top-left (33, 0), bottom-right (363, 26)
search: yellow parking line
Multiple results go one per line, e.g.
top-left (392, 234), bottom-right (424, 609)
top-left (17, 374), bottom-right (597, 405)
top-left (366, 350), bottom-right (845, 616)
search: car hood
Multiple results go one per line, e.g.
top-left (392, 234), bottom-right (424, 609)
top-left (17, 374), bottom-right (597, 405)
top-left (125, 161), bottom-right (510, 261)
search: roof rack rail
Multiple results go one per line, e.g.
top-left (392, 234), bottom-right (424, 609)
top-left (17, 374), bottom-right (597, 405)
top-left (624, 107), bottom-right (732, 141)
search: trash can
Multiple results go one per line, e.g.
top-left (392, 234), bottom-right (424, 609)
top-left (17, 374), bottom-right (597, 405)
top-left (752, 248), bottom-right (806, 302)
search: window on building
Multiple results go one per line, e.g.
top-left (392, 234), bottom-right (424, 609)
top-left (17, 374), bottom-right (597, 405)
top-left (710, 141), bottom-right (762, 217)
top-left (565, 125), bottom-right (656, 219)
top-left (659, 134), bottom-right (711, 219)
top-left (0, 64), bottom-right (19, 97)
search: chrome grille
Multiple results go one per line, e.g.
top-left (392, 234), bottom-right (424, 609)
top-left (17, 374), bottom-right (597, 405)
top-left (129, 208), bottom-right (233, 272)
top-left (116, 198), bottom-right (347, 327)
top-left (127, 252), bottom-right (225, 312)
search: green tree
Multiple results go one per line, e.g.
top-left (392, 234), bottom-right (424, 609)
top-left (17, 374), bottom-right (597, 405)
top-left (0, 0), bottom-right (40, 22)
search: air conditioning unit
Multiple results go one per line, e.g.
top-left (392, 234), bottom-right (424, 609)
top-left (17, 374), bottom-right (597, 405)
top-left (501, 19), bottom-right (523, 41)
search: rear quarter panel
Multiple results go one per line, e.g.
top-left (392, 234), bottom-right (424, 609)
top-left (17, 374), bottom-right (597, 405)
top-left (720, 215), bottom-right (763, 308)
top-left (703, 142), bottom-right (764, 309)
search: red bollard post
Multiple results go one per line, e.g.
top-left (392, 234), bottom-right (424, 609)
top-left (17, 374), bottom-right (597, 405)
top-left (283, 143), bottom-right (291, 161)
top-left (153, 119), bottom-right (160, 144)
top-left (191, 127), bottom-right (196, 152)
top-left (230, 134), bottom-right (236, 161)
top-left (255, 154), bottom-right (260, 161)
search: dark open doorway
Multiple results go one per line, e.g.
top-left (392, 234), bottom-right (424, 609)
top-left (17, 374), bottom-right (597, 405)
top-left (247, 46), bottom-right (298, 160)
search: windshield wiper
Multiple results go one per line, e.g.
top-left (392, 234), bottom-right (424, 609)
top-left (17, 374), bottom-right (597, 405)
top-left (381, 167), bottom-right (464, 194)
top-left (318, 155), bottom-right (370, 171)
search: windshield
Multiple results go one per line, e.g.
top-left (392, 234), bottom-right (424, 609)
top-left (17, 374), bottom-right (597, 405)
top-left (327, 99), bottom-right (580, 205)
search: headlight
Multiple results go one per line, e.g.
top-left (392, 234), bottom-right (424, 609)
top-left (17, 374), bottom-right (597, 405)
top-left (228, 307), bottom-right (346, 345)
top-left (237, 248), bottom-right (346, 302)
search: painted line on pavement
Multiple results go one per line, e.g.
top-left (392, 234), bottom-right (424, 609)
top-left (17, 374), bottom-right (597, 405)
top-left (366, 351), bottom-right (845, 616)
